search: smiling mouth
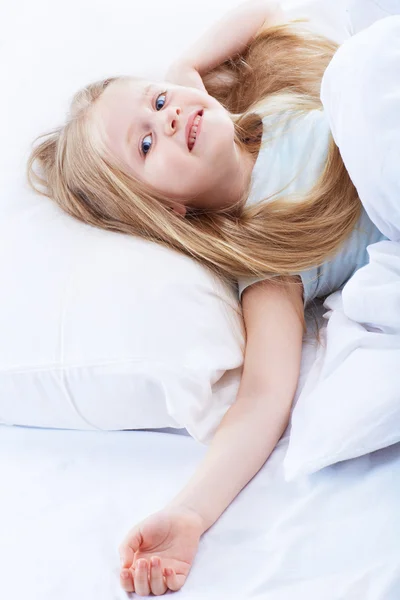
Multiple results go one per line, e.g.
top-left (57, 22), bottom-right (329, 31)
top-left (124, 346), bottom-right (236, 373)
top-left (187, 110), bottom-right (203, 151)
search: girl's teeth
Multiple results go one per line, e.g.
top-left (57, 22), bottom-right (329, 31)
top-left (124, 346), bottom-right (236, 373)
top-left (189, 114), bottom-right (202, 149)
top-left (190, 116), bottom-right (201, 136)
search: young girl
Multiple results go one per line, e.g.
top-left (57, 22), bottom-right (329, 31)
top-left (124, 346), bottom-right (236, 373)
top-left (26, 0), bottom-right (387, 596)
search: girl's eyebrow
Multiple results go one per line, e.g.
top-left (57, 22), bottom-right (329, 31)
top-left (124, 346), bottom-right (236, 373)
top-left (125, 83), bottom-right (154, 148)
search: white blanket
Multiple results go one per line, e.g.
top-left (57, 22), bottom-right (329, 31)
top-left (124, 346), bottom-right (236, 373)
top-left (284, 14), bottom-right (400, 480)
top-left (321, 13), bottom-right (400, 378)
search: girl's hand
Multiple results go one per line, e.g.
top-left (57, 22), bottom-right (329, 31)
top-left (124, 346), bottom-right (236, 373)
top-left (119, 506), bottom-right (204, 596)
top-left (164, 61), bottom-right (208, 93)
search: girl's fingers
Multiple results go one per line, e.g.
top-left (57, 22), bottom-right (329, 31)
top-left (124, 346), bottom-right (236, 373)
top-left (120, 568), bottom-right (134, 593)
top-left (150, 557), bottom-right (167, 596)
top-left (134, 559), bottom-right (151, 596)
top-left (164, 567), bottom-right (184, 592)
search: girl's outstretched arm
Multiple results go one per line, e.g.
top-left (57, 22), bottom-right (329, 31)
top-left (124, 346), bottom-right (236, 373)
top-left (166, 277), bottom-right (304, 529)
top-left (119, 277), bottom-right (304, 596)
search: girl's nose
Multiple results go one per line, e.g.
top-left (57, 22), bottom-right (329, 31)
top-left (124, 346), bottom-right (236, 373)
top-left (164, 106), bottom-right (181, 135)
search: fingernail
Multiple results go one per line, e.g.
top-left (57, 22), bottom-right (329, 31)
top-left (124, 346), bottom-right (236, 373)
top-left (151, 557), bottom-right (159, 567)
top-left (121, 571), bottom-right (130, 579)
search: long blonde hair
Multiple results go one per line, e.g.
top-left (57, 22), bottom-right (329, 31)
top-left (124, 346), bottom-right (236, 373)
top-left (26, 21), bottom-right (361, 290)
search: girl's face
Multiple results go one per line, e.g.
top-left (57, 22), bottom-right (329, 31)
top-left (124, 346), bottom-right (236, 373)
top-left (93, 78), bottom-right (254, 214)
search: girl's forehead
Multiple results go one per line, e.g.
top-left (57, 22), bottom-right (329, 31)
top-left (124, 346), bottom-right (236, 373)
top-left (109, 76), bottom-right (146, 95)
top-left (104, 77), bottom-right (164, 107)
top-left (97, 79), bottom-right (142, 116)
top-left (91, 77), bottom-right (156, 164)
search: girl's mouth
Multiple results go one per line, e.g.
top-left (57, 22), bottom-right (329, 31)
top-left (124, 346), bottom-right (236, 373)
top-left (187, 110), bottom-right (203, 151)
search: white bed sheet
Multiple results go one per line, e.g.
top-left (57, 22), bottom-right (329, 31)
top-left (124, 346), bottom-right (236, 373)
top-left (1, 327), bottom-right (400, 600)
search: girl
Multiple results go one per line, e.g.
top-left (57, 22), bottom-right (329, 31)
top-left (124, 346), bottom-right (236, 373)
top-left (26, 0), bottom-right (387, 595)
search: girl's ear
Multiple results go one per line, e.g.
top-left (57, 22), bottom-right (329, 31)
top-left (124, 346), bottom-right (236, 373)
top-left (170, 203), bottom-right (187, 217)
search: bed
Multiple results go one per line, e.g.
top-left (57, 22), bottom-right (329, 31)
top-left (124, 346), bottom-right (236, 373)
top-left (2, 313), bottom-right (400, 599)
top-left (2, 1), bottom-right (400, 598)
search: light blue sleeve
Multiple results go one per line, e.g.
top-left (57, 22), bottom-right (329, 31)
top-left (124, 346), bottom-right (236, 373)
top-left (237, 272), bottom-right (313, 307)
top-left (237, 208), bottom-right (387, 307)
top-left (237, 275), bottom-right (267, 300)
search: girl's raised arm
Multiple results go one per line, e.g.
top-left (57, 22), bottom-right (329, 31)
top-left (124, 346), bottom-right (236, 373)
top-left (174, 0), bottom-right (285, 75)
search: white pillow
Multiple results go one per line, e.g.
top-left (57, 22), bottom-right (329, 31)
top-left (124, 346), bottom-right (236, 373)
top-left (0, 0), bottom-right (245, 443)
top-left (0, 0), bottom-right (338, 442)
top-left (1, 0), bottom-right (387, 443)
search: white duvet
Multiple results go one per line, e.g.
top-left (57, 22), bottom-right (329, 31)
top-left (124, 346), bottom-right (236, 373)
top-left (284, 14), bottom-right (400, 480)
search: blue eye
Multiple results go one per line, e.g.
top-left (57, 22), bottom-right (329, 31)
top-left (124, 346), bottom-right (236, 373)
top-left (155, 92), bottom-right (167, 111)
top-left (141, 92), bottom-right (167, 156)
